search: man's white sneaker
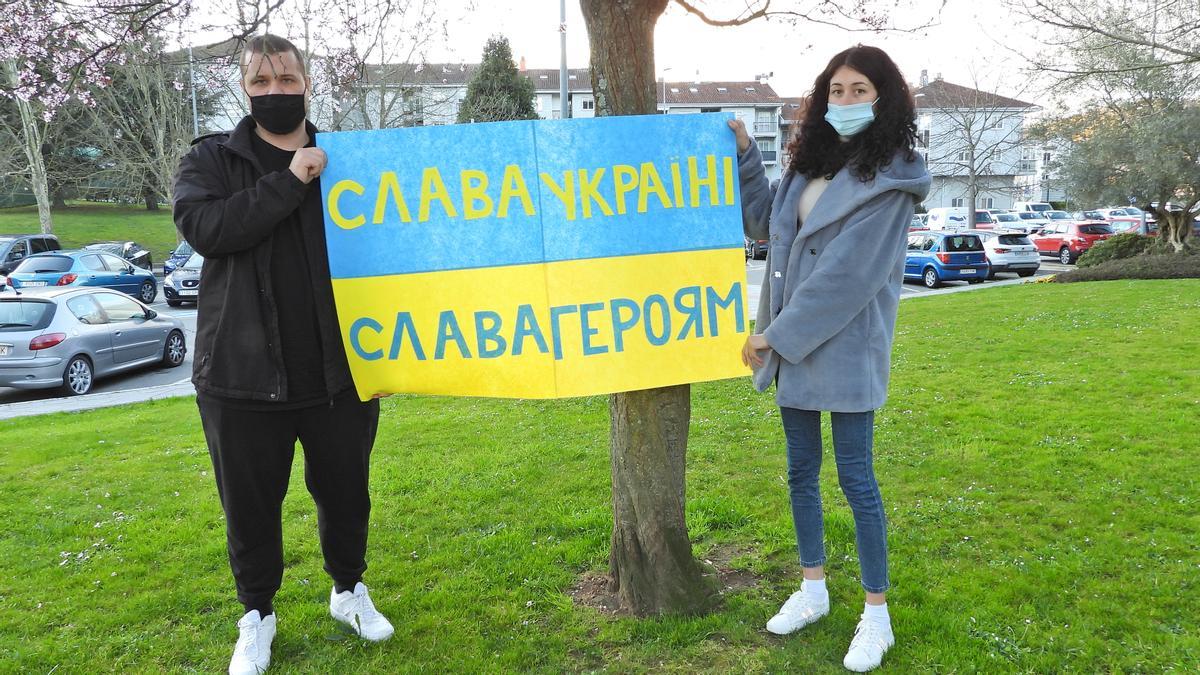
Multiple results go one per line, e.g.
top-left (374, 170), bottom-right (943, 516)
top-left (843, 616), bottom-right (895, 672)
top-left (765, 587), bottom-right (830, 635)
top-left (329, 582), bottom-right (395, 642)
top-left (229, 610), bottom-right (275, 675)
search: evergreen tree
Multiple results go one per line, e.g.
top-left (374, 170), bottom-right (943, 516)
top-left (456, 36), bottom-right (537, 123)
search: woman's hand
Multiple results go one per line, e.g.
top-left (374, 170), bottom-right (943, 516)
top-left (741, 334), bottom-right (769, 368)
top-left (727, 119), bottom-right (751, 154)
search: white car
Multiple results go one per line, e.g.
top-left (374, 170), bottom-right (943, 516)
top-left (1013, 211), bottom-right (1050, 234)
top-left (966, 229), bottom-right (1040, 279)
top-left (991, 212), bottom-right (1024, 229)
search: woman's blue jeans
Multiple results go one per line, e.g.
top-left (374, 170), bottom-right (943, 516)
top-left (779, 407), bottom-right (889, 593)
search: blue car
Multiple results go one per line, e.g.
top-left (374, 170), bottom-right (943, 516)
top-left (6, 250), bottom-right (158, 304)
top-left (163, 240), bottom-right (194, 276)
top-left (904, 232), bottom-right (989, 288)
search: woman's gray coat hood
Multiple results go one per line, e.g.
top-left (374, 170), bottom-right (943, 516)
top-left (739, 143), bottom-right (931, 412)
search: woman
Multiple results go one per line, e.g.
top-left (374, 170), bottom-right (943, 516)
top-left (729, 45), bottom-right (929, 672)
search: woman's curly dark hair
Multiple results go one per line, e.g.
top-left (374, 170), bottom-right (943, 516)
top-left (786, 45), bottom-right (917, 182)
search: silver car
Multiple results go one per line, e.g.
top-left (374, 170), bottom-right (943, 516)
top-left (163, 251), bottom-right (203, 307)
top-left (0, 287), bottom-right (186, 395)
top-left (965, 229), bottom-right (1041, 279)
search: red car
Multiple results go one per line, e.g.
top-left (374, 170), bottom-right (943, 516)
top-left (1031, 221), bottom-right (1115, 264)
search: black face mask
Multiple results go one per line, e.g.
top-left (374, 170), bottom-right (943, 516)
top-left (249, 93), bottom-right (307, 134)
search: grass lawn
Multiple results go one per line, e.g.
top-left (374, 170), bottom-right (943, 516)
top-left (0, 202), bottom-right (179, 265)
top-left (1, 280), bottom-right (1197, 672)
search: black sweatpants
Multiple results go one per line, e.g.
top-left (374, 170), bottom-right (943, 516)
top-left (198, 391), bottom-right (380, 615)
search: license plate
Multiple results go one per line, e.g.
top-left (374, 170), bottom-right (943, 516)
top-left (960, 269), bottom-right (976, 275)
top-left (23, 281), bottom-right (47, 287)
top-left (179, 289), bottom-right (198, 296)
top-left (0, 344), bottom-right (10, 356)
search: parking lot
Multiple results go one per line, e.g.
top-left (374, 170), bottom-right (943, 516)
top-left (744, 257), bottom-right (1069, 310)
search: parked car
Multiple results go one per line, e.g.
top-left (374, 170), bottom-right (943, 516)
top-left (744, 236), bottom-right (767, 260)
top-left (163, 240), bottom-right (195, 276)
top-left (0, 287), bottom-right (185, 395)
top-left (991, 212), bottom-right (1024, 228)
top-left (926, 208), bottom-right (999, 230)
top-left (904, 231), bottom-right (989, 288)
top-left (83, 241), bottom-right (153, 271)
top-left (163, 252), bottom-right (203, 306)
top-left (967, 229), bottom-right (1040, 278)
top-left (1106, 219), bottom-right (1158, 236)
top-left (1071, 210), bottom-right (1106, 221)
top-left (1031, 221), bottom-right (1115, 264)
top-left (1044, 210), bottom-right (1074, 224)
top-left (1013, 211), bottom-right (1050, 234)
top-left (909, 214), bottom-right (926, 231)
top-left (0, 234), bottom-right (61, 275)
top-left (1013, 201), bottom-right (1053, 213)
top-left (5, 250), bottom-right (158, 304)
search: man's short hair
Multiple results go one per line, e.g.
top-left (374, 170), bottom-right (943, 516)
top-left (241, 34), bottom-right (307, 78)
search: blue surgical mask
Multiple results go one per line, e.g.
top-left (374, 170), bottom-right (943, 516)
top-left (825, 98), bottom-right (878, 137)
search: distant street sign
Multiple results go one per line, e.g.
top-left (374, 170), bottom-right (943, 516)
top-left (1128, 196), bottom-right (1137, 204)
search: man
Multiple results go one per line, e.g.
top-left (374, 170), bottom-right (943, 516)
top-left (173, 34), bottom-right (393, 674)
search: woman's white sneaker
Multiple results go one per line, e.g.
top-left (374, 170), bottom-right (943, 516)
top-left (842, 616), bottom-right (895, 672)
top-left (229, 610), bottom-right (275, 675)
top-left (329, 582), bottom-right (395, 642)
top-left (765, 587), bottom-right (830, 635)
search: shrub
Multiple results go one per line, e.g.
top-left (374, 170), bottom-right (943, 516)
top-left (1077, 233), bottom-right (1155, 268)
top-left (1054, 248), bottom-right (1200, 282)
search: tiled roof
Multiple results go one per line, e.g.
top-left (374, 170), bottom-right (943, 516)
top-left (913, 79), bottom-right (1034, 110)
top-left (658, 81), bottom-right (782, 105)
top-left (779, 96), bottom-right (809, 123)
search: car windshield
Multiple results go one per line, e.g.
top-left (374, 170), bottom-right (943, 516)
top-left (996, 213), bottom-right (1019, 221)
top-left (175, 242), bottom-right (194, 258)
top-left (943, 235), bottom-right (983, 252)
top-left (1029, 204), bottom-right (1051, 212)
top-left (0, 298), bottom-right (55, 331)
top-left (183, 252), bottom-right (204, 269)
top-left (1018, 212), bottom-right (1040, 220)
top-left (1078, 224), bottom-right (1115, 235)
top-left (12, 255), bottom-right (72, 273)
top-left (974, 212), bottom-right (994, 223)
top-left (1048, 211), bottom-right (1071, 219)
top-left (1124, 207), bottom-right (1144, 215)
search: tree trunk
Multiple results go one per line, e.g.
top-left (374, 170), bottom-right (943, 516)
top-left (5, 60), bottom-right (54, 234)
top-left (580, 0), bottom-right (715, 617)
top-left (143, 186), bottom-right (160, 211)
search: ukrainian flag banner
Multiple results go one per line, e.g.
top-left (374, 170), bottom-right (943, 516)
top-left (318, 113), bottom-right (748, 399)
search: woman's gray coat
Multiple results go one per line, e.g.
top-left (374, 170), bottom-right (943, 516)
top-left (739, 144), bottom-right (931, 412)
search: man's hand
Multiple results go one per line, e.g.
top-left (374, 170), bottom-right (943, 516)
top-left (741, 334), bottom-right (769, 368)
top-left (727, 119), bottom-right (752, 154)
top-left (289, 147), bottom-right (327, 184)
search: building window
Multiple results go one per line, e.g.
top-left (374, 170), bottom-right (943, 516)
top-left (1043, 151), bottom-right (1052, 162)
top-left (700, 107), bottom-right (719, 113)
top-left (951, 198), bottom-right (965, 207)
top-left (582, 99), bottom-right (594, 110)
top-left (956, 150), bottom-right (969, 161)
top-left (919, 129), bottom-right (930, 148)
top-left (978, 197), bottom-right (994, 208)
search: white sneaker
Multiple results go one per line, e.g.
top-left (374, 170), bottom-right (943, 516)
top-left (765, 587), bottom-right (830, 635)
top-left (843, 616), bottom-right (895, 672)
top-left (229, 610), bottom-right (275, 675)
top-left (329, 582), bottom-right (395, 642)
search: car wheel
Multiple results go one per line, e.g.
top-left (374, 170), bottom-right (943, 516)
top-left (1018, 270), bottom-right (1036, 278)
top-left (923, 267), bottom-right (940, 289)
top-left (1059, 247), bottom-right (1074, 265)
top-left (139, 280), bottom-right (156, 303)
top-left (167, 299), bottom-right (182, 307)
top-left (162, 330), bottom-right (186, 367)
top-left (62, 355), bottom-right (93, 396)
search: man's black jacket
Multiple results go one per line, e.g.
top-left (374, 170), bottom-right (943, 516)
top-left (172, 116), bottom-right (352, 402)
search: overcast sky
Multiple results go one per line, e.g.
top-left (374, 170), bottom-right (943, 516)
top-left (423, 0), bottom-right (1054, 104)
